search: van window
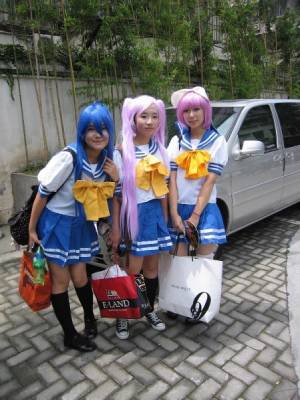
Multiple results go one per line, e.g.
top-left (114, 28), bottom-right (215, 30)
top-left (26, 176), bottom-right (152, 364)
top-left (212, 106), bottom-right (242, 137)
top-left (275, 103), bottom-right (300, 148)
top-left (238, 106), bottom-right (277, 152)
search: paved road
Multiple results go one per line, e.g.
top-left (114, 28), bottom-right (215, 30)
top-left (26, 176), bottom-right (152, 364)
top-left (0, 205), bottom-right (299, 400)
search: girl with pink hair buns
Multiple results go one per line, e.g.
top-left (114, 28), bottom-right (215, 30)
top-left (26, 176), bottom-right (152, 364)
top-left (168, 86), bottom-right (228, 266)
top-left (111, 95), bottom-right (173, 339)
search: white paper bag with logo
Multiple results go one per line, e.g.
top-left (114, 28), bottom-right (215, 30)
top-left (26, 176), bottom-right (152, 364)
top-left (92, 264), bottom-right (127, 280)
top-left (158, 253), bottom-right (223, 323)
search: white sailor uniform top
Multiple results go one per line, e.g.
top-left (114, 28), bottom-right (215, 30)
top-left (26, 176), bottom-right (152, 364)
top-left (114, 139), bottom-right (173, 256)
top-left (167, 126), bottom-right (228, 244)
top-left (36, 147), bottom-right (118, 266)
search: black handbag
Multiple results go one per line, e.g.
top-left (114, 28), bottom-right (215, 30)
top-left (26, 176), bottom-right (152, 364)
top-left (8, 185), bottom-right (39, 245)
top-left (8, 148), bottom-right (76, 246)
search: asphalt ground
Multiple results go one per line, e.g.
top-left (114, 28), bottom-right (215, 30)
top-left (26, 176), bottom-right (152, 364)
top-left (0, 204), bottom-right (299, 400)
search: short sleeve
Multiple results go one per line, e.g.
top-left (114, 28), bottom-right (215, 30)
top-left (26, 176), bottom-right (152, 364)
top-left (208, 136), bottom-right (228, 176)
top-left (38, 151), bottom-right (74, 197)
top-left (167, 135), bottom-right (180, 172)
top-left (113, 149), bottom-right (123, 196)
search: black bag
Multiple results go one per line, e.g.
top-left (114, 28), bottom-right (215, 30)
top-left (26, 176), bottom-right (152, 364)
top-left (8, 185), bottom-right (39, 245)
top-left (8, 148), bottom-right (76, 246)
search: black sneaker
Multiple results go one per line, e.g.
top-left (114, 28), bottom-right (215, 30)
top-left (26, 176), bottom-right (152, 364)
top-left (146, 311), bottom-right (166, 331)
top-left (115, 319), bottom-right (129, 340)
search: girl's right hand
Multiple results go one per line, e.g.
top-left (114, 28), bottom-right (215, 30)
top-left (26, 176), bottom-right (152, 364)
top-left (171, 213), bottom-right (185, 233)
top-left (103, 158), bottom-right (119, 182)
top-left (28, 230), bottom-right (41, 249)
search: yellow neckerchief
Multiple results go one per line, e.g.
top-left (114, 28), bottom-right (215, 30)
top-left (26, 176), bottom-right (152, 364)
top-left (136, 154), bottom-right (169, 197)
top-left (176, 150), bottom-right (211, 179)
top-left (73, 180), bottom-right (115, 221)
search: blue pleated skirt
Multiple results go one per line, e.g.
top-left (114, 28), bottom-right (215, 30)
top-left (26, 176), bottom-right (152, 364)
top-left (129, 199), bottom-right (173, 256)
top-left (37, 208), bottom-right (99, 267)
top-left (169, 203), bottom-right (227, 245)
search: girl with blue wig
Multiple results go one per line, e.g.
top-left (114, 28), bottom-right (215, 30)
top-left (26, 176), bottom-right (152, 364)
top-left (29, 101), bottom-right (119, 352)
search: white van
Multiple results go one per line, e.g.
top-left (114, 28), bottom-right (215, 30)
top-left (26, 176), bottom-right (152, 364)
top-left (167, 99), bottom-right (300, 234)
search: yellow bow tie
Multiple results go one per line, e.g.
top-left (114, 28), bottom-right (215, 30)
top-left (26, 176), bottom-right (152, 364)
top-left (176, 150), bottom-right (211, 179)
top-left (73, 180), bottom-right (115, 221)
top-left (136, 154), bottom-right (169, 197)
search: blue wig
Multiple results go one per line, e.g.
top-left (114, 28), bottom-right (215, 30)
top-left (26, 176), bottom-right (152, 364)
top-left (68, 101), bottom-right (115, 218)
top-left (73, 101), bottom-right (114, 181)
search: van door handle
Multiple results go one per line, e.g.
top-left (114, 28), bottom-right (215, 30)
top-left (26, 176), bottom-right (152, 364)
top-left (285, 152), bottom-right (294, 160)
top-left (273, 154), bottom-right (283, 162)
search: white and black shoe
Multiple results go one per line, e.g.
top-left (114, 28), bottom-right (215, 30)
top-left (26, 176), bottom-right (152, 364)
top-left (115, 319), bottom-right (129, 339)
top-left (146, 311), bottom-right (166, 331)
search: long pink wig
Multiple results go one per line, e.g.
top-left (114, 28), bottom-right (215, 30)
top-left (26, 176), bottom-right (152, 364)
top-left (176, 91), bottom-right (212, 130)
top-left (120, 95), bottom-right (168, 241)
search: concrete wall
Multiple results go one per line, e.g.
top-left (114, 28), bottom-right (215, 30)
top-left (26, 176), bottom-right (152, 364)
top-left (10, 173), bottom-right (37, 213)
top-left (0, 75), bottom-right (126, 223)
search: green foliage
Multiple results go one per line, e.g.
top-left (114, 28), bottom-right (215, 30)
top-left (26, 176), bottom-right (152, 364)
top-left (21, 160), bottom-right (45, 175)
top-left (275, 8), bottom-right (300, 97)
top-left (217, 0), bottom-right (266, 98)
top-left (3, 0), bottom-right (298, 103)
top-left (0, 43), bottom-right (28, 65)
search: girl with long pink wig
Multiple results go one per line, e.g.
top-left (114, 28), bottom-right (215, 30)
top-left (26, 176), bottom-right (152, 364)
top-left (112, 95), bottom-right (173, 339)
top-left (120, 95), bottom-right (169, 240)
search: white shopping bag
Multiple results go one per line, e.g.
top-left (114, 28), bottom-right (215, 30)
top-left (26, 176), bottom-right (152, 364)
top-left (91, 264), bottom-right (127, 280)
top-left (158, 253), bottom-right (223, 324)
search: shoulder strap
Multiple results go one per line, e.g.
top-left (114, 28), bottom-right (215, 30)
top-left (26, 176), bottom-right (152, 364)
top-left (64, 147), bottom-right (76, 167)
top-left (48, 148), bottom-right (76, 201)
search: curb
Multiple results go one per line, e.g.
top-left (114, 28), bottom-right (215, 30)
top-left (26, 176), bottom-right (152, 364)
top-left (287, 227), bottom-right (300, 397)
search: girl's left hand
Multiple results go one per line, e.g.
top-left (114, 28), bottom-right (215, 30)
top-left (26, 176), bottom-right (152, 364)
top-left (103, 158), bottom-right (119, 182)
top-left (188, 212), bottom-right (200, 228)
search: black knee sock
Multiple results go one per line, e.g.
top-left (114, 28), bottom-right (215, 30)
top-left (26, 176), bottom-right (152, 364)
top-left (144, 277), bottom-right (158, 312)
top-left (75, 281), bottom-right (95, 322)
top-left (51, 291), bottom-right (77, 338)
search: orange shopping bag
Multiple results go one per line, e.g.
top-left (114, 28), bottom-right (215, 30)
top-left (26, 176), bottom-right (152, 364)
top-left (19, 250), bottom-right (51, 312)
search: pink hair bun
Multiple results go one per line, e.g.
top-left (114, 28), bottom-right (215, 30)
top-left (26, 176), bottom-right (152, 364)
top-left (171, 86), bottom-right (209, 107)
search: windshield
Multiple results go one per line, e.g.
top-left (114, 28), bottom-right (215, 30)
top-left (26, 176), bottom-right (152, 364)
top-left (166, 106), bottom-right (242, 142)
top-left (212, 106), bottom-right (242, 137)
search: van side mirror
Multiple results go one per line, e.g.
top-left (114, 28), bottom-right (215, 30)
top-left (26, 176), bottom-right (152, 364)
top-left (232, 140), bottom-right (265, 160)
top-left (241, 140), bottom-right (265, 156)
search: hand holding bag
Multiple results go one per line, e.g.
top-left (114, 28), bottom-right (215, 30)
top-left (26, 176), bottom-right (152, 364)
top-left (19, 250), bottom-right (51, 312)
top-left (91, 265), bottom-right (151, 319)
top-left (158, 252), bottom-right (223, 324)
